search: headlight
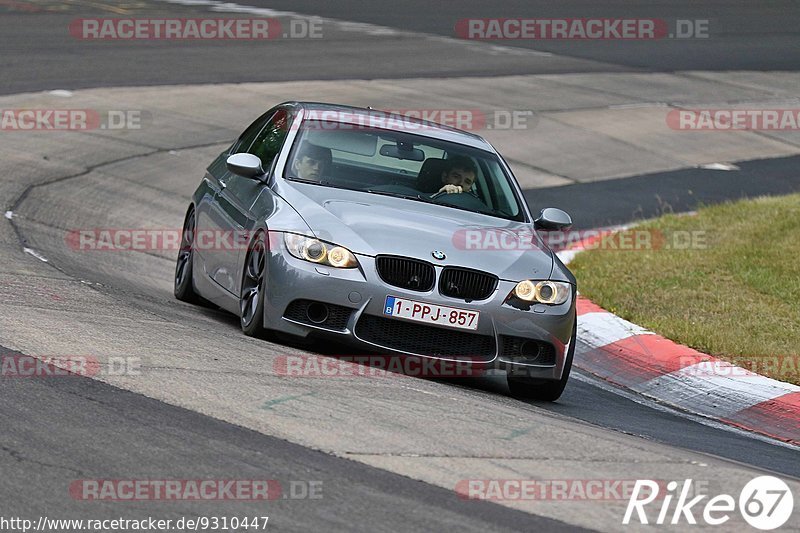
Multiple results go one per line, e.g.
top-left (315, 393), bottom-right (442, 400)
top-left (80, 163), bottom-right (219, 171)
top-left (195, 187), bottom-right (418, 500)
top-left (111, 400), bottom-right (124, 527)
top-left (513, 280), bottom-right (571, 305)
top-left (284, 233), bottom-right (358, 268)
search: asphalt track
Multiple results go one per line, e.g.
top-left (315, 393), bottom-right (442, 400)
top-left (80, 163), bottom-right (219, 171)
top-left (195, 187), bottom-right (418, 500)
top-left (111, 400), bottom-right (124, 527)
top-left (3, 0), bottom-right (800, 95)
top-left (2, 1), bottom-right (800, 531)
top-left (525, 155), bottom-right (800, 230)
top-left (236, 0), bottom-right (800, 71)
top-left (0, 344), bottom-right (578, 533)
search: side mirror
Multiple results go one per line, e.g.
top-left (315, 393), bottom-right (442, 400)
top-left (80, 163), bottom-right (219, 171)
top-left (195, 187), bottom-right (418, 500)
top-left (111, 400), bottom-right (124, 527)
top-left (534, 207), bottom-right (573, 231)
top-left (226, 153), bottom-right (264, 179)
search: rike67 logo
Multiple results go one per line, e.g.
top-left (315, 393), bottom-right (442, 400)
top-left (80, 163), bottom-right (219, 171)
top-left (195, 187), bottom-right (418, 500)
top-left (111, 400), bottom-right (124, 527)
top-left (624, 476), bottom-right (794, 529)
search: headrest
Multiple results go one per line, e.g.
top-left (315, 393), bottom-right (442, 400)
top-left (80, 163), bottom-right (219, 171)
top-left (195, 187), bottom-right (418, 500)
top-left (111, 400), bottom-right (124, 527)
top-left (416, 158), bottom-right (447, 193)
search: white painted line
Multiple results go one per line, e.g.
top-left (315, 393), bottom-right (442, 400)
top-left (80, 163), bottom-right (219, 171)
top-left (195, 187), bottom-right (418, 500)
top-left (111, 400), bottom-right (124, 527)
top-left (23, 248), bottom-right (48, 263)
top-left (608, 102), bottom-right (668, 109)
top-left (487, 44), bottom-right (551, 57)
top-left (578, 311), bottom-right (653, 348)
top-left (160, 0), bottom-right (311, 17)
top-left (156, 0), bottom-right (554, 57)
top-left (699, 162), bottom-right (739, 171)
top-left (48, 90), bottom-right (73, 98)
top-left (338, 21), bottom-right (398, 36)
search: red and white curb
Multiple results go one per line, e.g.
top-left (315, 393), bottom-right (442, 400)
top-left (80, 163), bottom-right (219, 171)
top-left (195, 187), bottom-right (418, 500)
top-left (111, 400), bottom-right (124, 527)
top-left (557, 231), bottom-right (800, 446)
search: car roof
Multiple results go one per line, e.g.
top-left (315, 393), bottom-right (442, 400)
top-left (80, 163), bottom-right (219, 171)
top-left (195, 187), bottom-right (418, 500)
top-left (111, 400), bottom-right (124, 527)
top-left (285, 101), bottom-right (496, 152)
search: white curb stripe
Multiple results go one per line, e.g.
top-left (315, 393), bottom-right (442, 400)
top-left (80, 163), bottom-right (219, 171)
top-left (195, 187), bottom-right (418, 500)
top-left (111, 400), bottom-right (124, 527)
top-left (578, 311), bottom-right (653, 348)
top-left (565, 226), bottom-right (800, 443)
top-left (555, 249), bottom-right (580, 264)
top-left (632, 361), bottom-right (800, 418)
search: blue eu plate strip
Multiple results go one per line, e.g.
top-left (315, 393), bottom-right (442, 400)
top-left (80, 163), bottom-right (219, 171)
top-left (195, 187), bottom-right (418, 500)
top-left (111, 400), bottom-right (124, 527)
top-left (384, 296), bottom-right (396, 315)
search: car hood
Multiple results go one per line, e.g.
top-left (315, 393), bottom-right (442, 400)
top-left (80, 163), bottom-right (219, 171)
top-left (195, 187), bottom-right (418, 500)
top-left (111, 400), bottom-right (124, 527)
top-left (274, 180), bottom-right (553, 281)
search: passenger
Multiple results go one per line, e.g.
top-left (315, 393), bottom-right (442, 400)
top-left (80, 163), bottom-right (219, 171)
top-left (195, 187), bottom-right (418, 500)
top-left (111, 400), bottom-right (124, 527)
top-left (438, 155), bottom-right (477, 194)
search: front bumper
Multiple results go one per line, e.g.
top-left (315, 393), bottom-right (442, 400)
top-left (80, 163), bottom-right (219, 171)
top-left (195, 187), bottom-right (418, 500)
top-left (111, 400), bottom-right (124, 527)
top-left (262, 237), bottom-right (576, 380)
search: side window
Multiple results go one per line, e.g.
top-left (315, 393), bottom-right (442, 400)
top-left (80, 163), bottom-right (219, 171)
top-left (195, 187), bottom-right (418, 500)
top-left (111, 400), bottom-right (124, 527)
top-left (248, 109), bottom-right (290, 168)
top-left (232, 111), bottom-right (273, 154)
top-left (482, 159), bottom-right (520, 217)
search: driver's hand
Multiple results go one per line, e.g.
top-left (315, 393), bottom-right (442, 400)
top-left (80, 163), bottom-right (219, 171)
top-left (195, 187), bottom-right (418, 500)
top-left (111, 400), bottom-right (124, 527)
top-left (438, 184), bottom-right (463, 194)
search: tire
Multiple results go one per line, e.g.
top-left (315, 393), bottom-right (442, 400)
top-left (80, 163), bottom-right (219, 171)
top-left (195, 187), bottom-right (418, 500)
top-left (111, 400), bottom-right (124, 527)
top-left (174, 206), bottom-right (200, 303)
top-left (507, 319), bottom-right (577, 402)
top-left (239, 231), bottom-right (270, 338)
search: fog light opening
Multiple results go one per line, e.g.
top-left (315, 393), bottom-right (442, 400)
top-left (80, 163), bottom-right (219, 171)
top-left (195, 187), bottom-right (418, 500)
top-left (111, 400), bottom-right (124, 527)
top-left (306, 302), bottom-right (329, 324)
top-left (519, 340), bottom-right (541, 362)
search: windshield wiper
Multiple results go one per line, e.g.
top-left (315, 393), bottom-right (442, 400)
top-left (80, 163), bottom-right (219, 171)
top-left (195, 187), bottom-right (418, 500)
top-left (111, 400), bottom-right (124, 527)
top-left (364, 189), bottom-right (429, 202)
top-left (286, 176), bottom-right (333, 186)
top-left (424, 193), bottom-right (506, 218)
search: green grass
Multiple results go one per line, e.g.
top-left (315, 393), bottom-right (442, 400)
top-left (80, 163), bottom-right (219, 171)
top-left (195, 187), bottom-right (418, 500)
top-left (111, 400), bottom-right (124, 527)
top-left (569, 193), bottom-right (800, 385)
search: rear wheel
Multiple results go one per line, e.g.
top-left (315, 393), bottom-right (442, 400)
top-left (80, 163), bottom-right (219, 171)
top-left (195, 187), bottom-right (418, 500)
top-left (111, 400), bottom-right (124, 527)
top-left (507, 320), bottom-right (577, 402)
top-left (240, 231), bottom-right (269, 338)
top-left (174, 207), bottom-right (199, 303)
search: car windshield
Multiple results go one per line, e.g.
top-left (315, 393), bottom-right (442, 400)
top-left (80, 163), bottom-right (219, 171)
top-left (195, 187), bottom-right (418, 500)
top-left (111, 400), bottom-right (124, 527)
top-left (283, 118), bottom-right (525, 221)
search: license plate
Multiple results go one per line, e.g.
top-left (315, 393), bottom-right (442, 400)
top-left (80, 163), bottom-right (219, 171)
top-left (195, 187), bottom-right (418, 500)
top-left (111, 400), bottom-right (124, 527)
top-left (383, 296), bottom-right (479, 330)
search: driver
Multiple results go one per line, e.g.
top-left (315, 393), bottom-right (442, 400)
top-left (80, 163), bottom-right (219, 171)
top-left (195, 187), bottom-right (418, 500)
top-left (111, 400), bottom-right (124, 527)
top-left (292, 143), bottom-right (330, 181)
top-left (438, 155), bottom-right (477, 194)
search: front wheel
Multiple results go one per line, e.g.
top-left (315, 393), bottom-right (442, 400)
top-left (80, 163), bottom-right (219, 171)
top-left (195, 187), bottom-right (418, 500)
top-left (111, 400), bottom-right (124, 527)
top-left (174, 207), bottom-right (199, 303)
top-left (240, 231), bottom-right (270, 338)
top-left (507, 320), bottom-right (577, 402)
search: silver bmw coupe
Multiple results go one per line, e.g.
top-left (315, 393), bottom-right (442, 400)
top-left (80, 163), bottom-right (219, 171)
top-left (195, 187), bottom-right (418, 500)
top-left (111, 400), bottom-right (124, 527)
top-left (175, 102), bottom-right (577, 400)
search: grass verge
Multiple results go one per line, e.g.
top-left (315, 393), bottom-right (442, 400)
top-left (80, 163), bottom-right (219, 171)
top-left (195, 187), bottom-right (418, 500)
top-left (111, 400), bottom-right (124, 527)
top-left (569, 193), bottom-right (800, 385)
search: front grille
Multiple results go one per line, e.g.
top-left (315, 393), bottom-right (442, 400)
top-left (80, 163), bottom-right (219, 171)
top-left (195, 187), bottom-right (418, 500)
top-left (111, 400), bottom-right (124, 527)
top-left (355, 314), bottom-right (495, 360)
top-left (375, 255), bottom-right (435, 292)
top-left (439, 267), bottom-right (498, 301)
top-left (500, 336), bottom-right (556, 366)
top-left (283, 299), bottom-right (353, 331)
